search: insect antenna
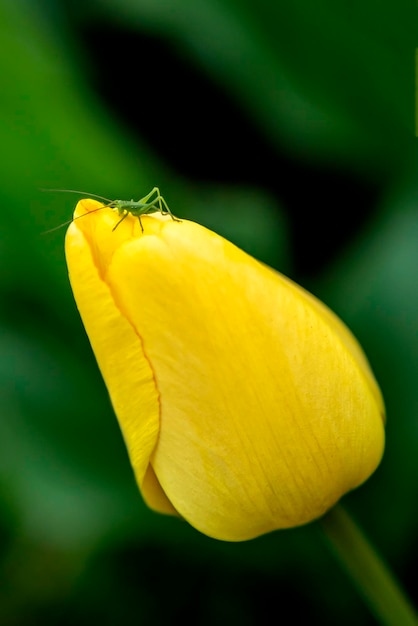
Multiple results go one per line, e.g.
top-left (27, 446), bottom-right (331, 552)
top-left (41, 204), bottom-right (112, 235)
top-left (41, 188), bottom-right (114, 203)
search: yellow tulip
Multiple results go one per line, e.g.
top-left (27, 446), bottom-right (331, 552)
top-left (65, 199), bottom-right (385, 541)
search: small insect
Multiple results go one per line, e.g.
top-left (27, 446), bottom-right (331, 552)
top-left (43, 187), bottom-right (180, 233)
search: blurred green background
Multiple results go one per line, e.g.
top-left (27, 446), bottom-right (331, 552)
top-left (0, 0), bottom-right (416, 624)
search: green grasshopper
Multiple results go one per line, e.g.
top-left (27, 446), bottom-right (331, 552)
top-left (44, 187), bottom-right (180, 233)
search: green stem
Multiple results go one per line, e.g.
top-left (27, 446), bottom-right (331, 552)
top-left (319, 505), bottom-right (417, 626)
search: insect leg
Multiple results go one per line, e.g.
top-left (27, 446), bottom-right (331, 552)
top-left (112, 211), bottom-right (129, 231)
top-left (139, 187), bottom-right (159, 206)
top-left (138, 188), bottom-right (166, 215)
top-left (152, 188), bottom-right (181, 222)
top-left (159, 196), bottom-right (181, 222)
top-left (140, 187), bottom-right (181, 223)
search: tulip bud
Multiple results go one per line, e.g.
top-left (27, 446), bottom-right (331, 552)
top-left (65, 199), bottom-right (385, 541)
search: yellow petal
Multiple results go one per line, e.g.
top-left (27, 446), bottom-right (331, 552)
top-left (65, 200), bottom-right (160, 491)
top-left (65, 199), bottom-right (385, 541)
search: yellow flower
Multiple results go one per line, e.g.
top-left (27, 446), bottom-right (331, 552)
top-left (65, 199), bottom-right (385, 541)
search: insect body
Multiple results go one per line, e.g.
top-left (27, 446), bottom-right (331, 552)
top-left (101, 187), bottom-right (180, 232)
top-left (43, 187), bottom-right (180, 233)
